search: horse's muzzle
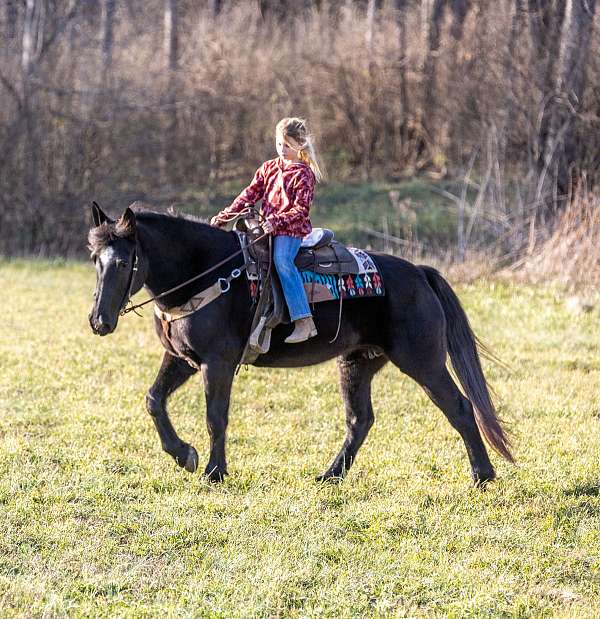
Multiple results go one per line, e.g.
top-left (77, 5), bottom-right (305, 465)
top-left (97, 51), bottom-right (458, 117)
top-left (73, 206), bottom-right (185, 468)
top-left (88, 311), bottom-right (115, 336)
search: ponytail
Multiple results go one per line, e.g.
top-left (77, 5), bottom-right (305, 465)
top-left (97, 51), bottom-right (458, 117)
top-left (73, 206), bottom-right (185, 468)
top-left (298, 136), bottom-right (325, 183)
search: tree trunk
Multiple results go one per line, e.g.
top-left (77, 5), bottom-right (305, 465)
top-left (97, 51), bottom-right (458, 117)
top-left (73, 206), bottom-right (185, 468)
top-left (505, 0), bottom-right (525, 154)
top-left (209, 0), bottom-right (222, 15)
top-left (21, 0), bottom-right (41, 251)
top-left (22, 0), bottom-right (38, 190)
top-left (163, 0), bottom-right (179, 183)
top-left (22, 0), bottom-right (37, 75)
top-left (6, 0), bottom-right (19, 40)
top-left (361, 0), bottom-right (379, 180)
top-left (365, 0), bottom-right (376, 58)
top-left (527, 0), bottom-right (566, 168)
top-left (423, 0), bottom-right (447, 165)
top-left (164, 0), bottom-right (178, 72)
top-left (543, 0), bottom-right (597, 197)
top-left (101, 0), bottom-right (116, 81)
top-left (450, 0), bottom-right (470, 39)
top-left (395, 0), bottom-right (410, 165)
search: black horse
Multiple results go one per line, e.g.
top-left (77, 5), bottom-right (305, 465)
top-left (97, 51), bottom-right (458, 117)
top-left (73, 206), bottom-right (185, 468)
top-left (88, 203), bottom-right (513, 484)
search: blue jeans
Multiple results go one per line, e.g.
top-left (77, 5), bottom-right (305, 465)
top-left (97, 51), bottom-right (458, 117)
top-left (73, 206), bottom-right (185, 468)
top-left (273, 235), bottom-right (312, 321)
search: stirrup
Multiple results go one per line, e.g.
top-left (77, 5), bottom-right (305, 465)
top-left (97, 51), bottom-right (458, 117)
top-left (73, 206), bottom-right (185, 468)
top-left (249, 316), bottom-right (271, 353)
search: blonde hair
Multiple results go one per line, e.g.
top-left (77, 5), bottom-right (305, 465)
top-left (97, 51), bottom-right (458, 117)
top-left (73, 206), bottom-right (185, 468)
top-left (276, 117), bottom-right (325, 182)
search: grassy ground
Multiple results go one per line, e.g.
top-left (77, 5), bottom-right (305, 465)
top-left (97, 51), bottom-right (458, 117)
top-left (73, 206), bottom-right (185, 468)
top-left (1, 260), bottom-right (599, 617)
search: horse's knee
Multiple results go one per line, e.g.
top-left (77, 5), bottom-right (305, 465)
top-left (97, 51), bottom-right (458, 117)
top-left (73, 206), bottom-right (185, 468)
top-left (145, 391), bottom-right (163, 417)
top-left (353, 413), bottom-right (375, 439)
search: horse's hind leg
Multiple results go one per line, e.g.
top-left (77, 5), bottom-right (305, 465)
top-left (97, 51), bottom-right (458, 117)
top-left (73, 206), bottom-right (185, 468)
top-left (146, 352), bottom-right (199, 473)
top-left (317, 350), bottom-right (388, 482)
top-left (423, 367), bottom-right (495, 483)
top-left (389, 348), bottom-right (495, 484)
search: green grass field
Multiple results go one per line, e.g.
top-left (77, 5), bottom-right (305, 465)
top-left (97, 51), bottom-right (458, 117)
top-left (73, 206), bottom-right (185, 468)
top-left (1, 260), bottom-right (599, 617)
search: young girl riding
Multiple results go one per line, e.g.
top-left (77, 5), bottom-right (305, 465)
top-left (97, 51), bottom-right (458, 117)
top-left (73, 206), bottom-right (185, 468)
top-left (210, 117), bottom-right (324, 344)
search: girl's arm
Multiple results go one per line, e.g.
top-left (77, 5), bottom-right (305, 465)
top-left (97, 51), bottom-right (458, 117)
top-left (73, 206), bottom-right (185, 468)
top-left (211, 165), bottom-right (266, 225)
top-left (267, 170), bottom-right (315, 233)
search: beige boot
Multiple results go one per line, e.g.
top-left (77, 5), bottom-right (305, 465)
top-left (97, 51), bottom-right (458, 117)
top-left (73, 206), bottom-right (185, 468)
top-left (284, 317), bottom-right (317, 344)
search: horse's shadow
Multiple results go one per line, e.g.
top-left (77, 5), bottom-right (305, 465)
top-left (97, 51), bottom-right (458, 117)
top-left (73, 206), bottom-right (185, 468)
top-left (563, 482), bottom-right (600, 498)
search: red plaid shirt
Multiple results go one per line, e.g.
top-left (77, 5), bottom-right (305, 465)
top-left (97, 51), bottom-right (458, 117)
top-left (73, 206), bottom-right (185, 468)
top-left (213, 157), bottom-right (316, 238)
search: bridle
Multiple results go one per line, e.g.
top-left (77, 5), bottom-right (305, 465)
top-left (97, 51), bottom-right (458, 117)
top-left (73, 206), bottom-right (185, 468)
top-left (118, 241), bottom-right (140, 316)
top-left (119, 207), bottom-right (269, 317)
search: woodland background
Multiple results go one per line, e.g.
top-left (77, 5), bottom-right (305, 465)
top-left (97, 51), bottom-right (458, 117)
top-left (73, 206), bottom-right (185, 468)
top-left (0, 0), bottom-right (598, 282)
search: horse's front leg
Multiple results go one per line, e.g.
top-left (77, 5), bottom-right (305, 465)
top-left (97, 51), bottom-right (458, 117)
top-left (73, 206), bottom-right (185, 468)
top-left (201, 358), bottom-right (236, 482)
top-left (146, 352), bottom-right (199, 472)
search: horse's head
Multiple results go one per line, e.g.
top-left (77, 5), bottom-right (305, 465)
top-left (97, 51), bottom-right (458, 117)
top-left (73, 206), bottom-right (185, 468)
top-left (88, 202), bottom-right (139, 336)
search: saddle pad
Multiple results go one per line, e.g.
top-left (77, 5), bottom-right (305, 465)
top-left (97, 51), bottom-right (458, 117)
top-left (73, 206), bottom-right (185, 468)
top-left (246, 248), bottom-right (385, 304)
top-left (301, 248), bottom-right (384, 303)
top-left (348, 248), bottom-right (379, 274)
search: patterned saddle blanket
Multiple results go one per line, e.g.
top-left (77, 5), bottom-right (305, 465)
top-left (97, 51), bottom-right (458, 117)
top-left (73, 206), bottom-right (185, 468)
top-left (299, 251), bottom-right (384, 303)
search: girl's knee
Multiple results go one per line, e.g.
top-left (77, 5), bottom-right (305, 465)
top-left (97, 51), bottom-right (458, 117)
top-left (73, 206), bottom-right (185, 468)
top-left (274, 253), bottom-right (295, 274)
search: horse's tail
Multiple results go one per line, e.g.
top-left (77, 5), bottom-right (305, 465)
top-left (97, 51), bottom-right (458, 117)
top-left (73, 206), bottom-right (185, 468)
top-left (420, 266), bottom-right (514, 463)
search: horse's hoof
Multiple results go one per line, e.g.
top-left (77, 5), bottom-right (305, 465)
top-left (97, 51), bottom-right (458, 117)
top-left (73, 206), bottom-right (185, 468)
top-left (204, 465), bottom-right (228, 483)
top-left (184, 446), bottom-right (199, 473)
top-left (316, 471), bottom-right (344, 484)
top-left (473, 468), bottom-right (496, 488)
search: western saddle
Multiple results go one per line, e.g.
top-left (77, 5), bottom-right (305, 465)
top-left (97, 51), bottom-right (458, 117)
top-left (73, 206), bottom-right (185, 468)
top-left (231, 211), bottom-right (365, 363)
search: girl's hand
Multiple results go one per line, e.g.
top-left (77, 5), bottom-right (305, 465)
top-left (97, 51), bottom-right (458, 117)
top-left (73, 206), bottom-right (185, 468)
top-left (210, 216), bottom-right (222, 227)
top-left (261, 219), bottom-right (274, 234)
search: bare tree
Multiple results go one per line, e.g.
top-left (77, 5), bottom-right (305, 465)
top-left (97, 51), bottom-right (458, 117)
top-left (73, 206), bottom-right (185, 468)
top-left (543, 0), bottom-right (597, 196)
top-left (5, 0), bottom-right (19, 40)
top-left (394, 0), bottom-right (410, 164)
top-left (22, 0), bottom-right (40, 195)
top-left (100, 0), bottom-right (116, 81)
top-left (422, 0), bottom-right (446, 151)
top-left (365, 0), bottom-right (376, 59)
top-left (209, 0), bottom-right (222, 16)
top-left (162, 0), bottom-right (179, 182)
top-left (449, 0), bottom-right (470, 40)
top-left (527, 0), bottom-right (567, 167)
top-left (164, 0), bottom-right (178, 72)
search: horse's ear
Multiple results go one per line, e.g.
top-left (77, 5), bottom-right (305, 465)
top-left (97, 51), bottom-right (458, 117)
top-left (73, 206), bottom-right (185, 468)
top-left (91, 201), bottom-right (110, 227)
top-left (118, 207), bottom-right (136, 237)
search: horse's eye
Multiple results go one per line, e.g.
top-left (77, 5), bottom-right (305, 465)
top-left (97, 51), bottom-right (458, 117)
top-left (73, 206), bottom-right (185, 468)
top-left (116, 259), bottom-right (128, 269)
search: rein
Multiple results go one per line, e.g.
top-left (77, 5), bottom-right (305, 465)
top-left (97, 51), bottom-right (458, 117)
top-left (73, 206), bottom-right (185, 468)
top-left (120, 210), bottom-right (268, 317)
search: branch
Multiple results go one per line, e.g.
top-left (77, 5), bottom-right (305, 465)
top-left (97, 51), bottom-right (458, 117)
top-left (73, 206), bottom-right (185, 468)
top-left (0, 71), bottom-right (23, 111)
top-left (37, 0), bottom-right (86, 62)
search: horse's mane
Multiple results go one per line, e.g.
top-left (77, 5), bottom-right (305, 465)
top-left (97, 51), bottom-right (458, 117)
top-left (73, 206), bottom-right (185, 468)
top-left (88, 201), bottom-right (212, 257)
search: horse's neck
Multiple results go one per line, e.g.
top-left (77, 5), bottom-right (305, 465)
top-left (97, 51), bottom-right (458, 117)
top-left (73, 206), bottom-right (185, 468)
top-left (138, 216), bottom-right (240, 307)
